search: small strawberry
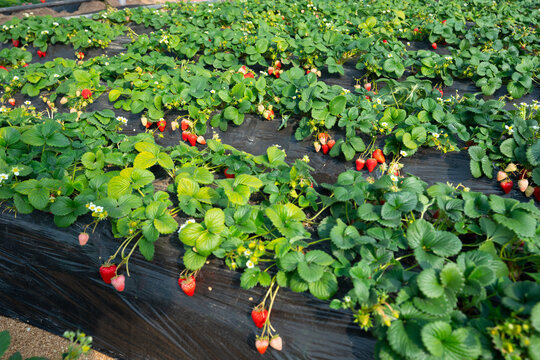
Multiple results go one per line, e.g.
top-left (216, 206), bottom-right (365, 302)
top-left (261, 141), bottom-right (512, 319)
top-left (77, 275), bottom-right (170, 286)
top-left (356, 158), bottom-right (365, 171)
top-left (238, 65), bottom-right (248, 74)
top-left (99, 264), bottom-right (117, 284)
top-left (372, 149), bottom-right (385, 163)
top-left (413, 27), bottom-right (419, 33)
top-left (182, 131), bottom-right (189, 141)
top-left (141, 117), bottom-right (148, 127)
top-left (255, 336), bottom-right (269, 355)
top-left (437, 88), bottom-right (443, 97)
top-left (77, 51), bottom-right (85, 60)
top-left (518, 179), bottom-right (529, 192)
top-left (270, 335), bottom-right (283, 351)
top-left (145, 121), bottom-right (153, 129)
top-left (81, 88), bottom-right (92, 99)
top-left (500, 179), bottom-right (513, 194)
top-left (187, 133), bottom-right (197, 146)
top-left (171, 120), bottom-right (179, 131)
top-left (268, 66), bottom-right (274, 75)
top-left (432, 42), bottom-right (437, 50)
top-left (8, 98), bottom-right (15, 106)
top-left (244, 72), bottom-right (255, 79)
top-left (181, 119), bottom-right (191, 131)
top-left (274, 71), bottom-right (280, 79)
top-left (364, 83), bottom-right (372, 92)
top-left (111, 275), bottom-right (125, 292)
top-left (251, 307), bottom-right (268, 328)
top-left (179, 275), bottom-right (196, 296)
top-left (322, 144), bottom-right (329, 155)
top-left (37, 50), bottom-right (42, 57)
top-left (382, 39), bottom-right (387, 44)
top-left (264, 109), bottom-right (274, 120)
top-left (534, 187), bottom-right (540, 202)
top-left (197, 136), bottom-right (206, 145)
top-left (505, 163), bottom-right (517, 172)
top-left (78, 232), bottom-right (89, 246)
top-left (274, 60), bottom-right (281, 69)
top-left (224, 168), bottom-right (235, 179)
top-left (22, 63), bottom-right (28, 67)
top-left (0, 66), bottom-right (8, 72)
top-left (442, 20), bottom-right (447, 24)
top-left (314, 141), bottom-right (321, 152)
top-left (40, 0), bottom-right (45, 3)
top-left (318, 133), bottom-right (329, 145)
top-left (525, 186), bottom-right (534, 197)
top-left (327, 139), bottom-right (335, 150)
top-left (366, 158), bottom-right (377, 172)
top-left (12, 39), bottom-right (20, 47)
top-left (157, 118), bottom-right (166, 132)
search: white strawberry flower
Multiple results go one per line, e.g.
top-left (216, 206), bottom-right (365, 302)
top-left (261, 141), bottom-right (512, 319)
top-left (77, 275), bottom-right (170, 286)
top-left (178, 219), bottom-right (196, 233)
top-left (0, 173), bottom-right (8, 183)
top-left (210, 89), bottom-right (215, 94)
top-left (24, 101), bottom-right (31, 105)
top-left (116, 116), bottom-right (128, 125)
top-left (95, 206), bottom-right (104, 213)
top-left (246, 260), bottom-right (255, 268)
top-left (12, 76), bottom-right (19, 81)
top-left (432, 132), bottom-right (440, 138)
top-left (400, 150), bottom-right (407, 156)
top-left (11, 167), bottom-right (19, 176)
top-left (391, 174), bottom-right (399, 182)
top-left (41, 30), bottom-right (49, 35)
top-left (244, 250), bottom-right (251, 256)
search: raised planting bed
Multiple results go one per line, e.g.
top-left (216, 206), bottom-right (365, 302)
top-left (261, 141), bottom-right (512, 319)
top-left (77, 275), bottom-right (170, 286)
top-left (0, 0), bottom-right (539, 359)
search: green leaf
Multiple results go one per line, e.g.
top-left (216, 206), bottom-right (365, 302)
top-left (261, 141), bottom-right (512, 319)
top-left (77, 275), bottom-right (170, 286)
top-left (196, 232), bottom-right (221, 256)
top-left (468, 146), bottom-right (485, 161)
top-left (421, 322), bottom-right (480, 360)
top-left (329, 95), bottom-right (346, 116)
top-left (387, 320), bottom-right (427, 358)
top-left (297, 262), bottom-right (324, 282)
top-left (205, 208), bottom-right (225, 234)
top-left (28, 188), bottom-right (49, 210)
top-left (0, 331), bottom-right (10, 358)
top-left (183, 249), bottom-right (206, 270)
top-left (107, 176), bottom-right (132, 199)
top-left (526, 139), bottom-right (540, 166)
top-left (308, 271), bottom-right (338, 300)
top-left (134, 151), bottom-right (157, 169)
top-left (139, 238), bottom-right (155, 261)
top-left (532, 303), bottom-right (540, 332)
top-left (240, 267), bottom-right (260, 289)
top-left (233, 174), bottom-right (263, 189)
top-left (440, 263), bottom-right (464, 294)
top-left (418, 268), bottom-right (444, 298)
top-left (154, 213), bottom-right (178, 234)
top-left (179, 222), bottom-right (205, 247)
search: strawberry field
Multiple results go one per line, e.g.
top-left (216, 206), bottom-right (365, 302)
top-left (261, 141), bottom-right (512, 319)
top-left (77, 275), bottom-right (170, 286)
top-left (0, 0), bottom-right (539, 359)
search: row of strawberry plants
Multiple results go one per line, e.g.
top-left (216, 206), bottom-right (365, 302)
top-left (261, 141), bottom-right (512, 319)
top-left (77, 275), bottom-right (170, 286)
top-left (0, 105), bottom-right (539, 357)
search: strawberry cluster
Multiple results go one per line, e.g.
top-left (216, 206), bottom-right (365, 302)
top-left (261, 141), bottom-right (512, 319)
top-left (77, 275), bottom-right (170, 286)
top-left (267, 60), bottom-right (282, 78)
top-left (313, 132), bottom-right (335, 155)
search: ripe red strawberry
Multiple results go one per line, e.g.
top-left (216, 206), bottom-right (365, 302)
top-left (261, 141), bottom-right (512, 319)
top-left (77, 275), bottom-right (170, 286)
top-left (432, 43), bottom-right (437, 50)
top-left (224, 168), bottom-right (235, 179)
top-left (274, 60), bottom-right (281, 69)
top-left (500, 180), bottom-right (513, 194)
top-left (270, 335), bottom-right (283, 351)
top-left (187, 133), bottom-right (197, 146)
top-left (145, 121), bottom-right (153, 129)
top-left (179, 275), bottom-right (196, 296)
top-left (268, 66), bottom-right (274, 75)
top-left (382, 39), bottom-right (387, 44)
top-left (274, 71), bottom-right (280, 79)
top-left (364, 83), bottom-right (372, 92)
top-left (255, 337), bottom-right (269, 355)
top-left (78, 232), bottom-right (89, 246)
top-left (182, 130), bottom-right (189, 141)
top-left (413, 27), bottom-right (419, 33)
top-left (442, 20), bottom-right (447, 24)
top-left (518, 179), bottom-right (529, 192)
top-left (327, 139), bottom-right (335, 150)
top-left (0, 66), bottom-right (8, 72)
top-left (8, 98), bottom-right (15, 106)
top-left (244, 72), bottom-right (255, 79)
top-left (437, 88), bottom-right (444, 97)
top-left (40, 0), bottom-right (45, 3)
top-left (356, 158), bottom-right (365, 171)
top-left (81, 88), bottom-right (92, 99)
top-left (77, 52), bottom-right (84, 60)
top-left (181, 119), bottom-right (191, 131)
top-left (322, 144), bottom-right (329, 155)
top-left (366, 158), bottom-right (377, 172)
top-left (318, 133), bottom-right (329, 145)
top-left (372, 149), bottom-right (385, 163)
top-left (111, 274), bottom-right (125, 292)
top-left (157, 119), bottom-right (166, 132)
top-left (251, 307), bottom-right (268, 328)
top-left (99, 264), bottom-right (117, 284)
top-left (22, 63), bottom-right (28, 67)
top-left (534, 187), bottom-right (540, 201)
top-left (12, 39), bottom-right (20, 47)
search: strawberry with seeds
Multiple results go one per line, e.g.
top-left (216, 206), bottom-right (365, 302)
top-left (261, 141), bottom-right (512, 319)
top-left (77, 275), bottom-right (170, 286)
top-left (12, 39), bottom-right (20, 47)
top-left (179, 275), bottom-right (196, 296)
top-left (322, 144), bottom-right (329, 155)
top-left (372, 149), bottom-right (385, 163)
top-left (111, 275), bottom-right (125, 292)
top-left (78, 232), bottom-right (89, 246)
top-left (81, 89), bottom-right (92, 99)
top-left (366, 158), bottom-right (377, 172)
top-left (99, 263), bottom-right (117, 284)
top-left (187, 133), bottom-right (197, 146)
top-left (270, 335), bottom-right (282, 351)
top-left (251, 306), bottom-right (268, 328)
top-left (255, 336), bottom-right (269, 355)
top-left (318, 133), bottom-right (329, 145)
top-left (500, 179), bottom-right (513, 194)
top-left (157, 118), bottom-right (166, 132)
top-left (8, 98), bottom-right (15, 106)
top-left (181, 119), bottom-right (192, 131)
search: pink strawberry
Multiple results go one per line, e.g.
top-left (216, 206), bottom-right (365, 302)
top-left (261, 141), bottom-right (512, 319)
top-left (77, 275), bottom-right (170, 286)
top-left (268, 66), bottom-right (274, 75)
top-left (274, 60), bottom-right (281, 69)
top-left (99, 264), bottom-right (117, 284)
top-left (78, 232), bottom-right (89, 246)
top-left (270, 335), bottom-right (283, 351)
top-left (518, 179), bottom-right (529, 192)
top-left (111, 274), bottom-right (125, 292)
top-left (318, 133), bottom-right (329, 145)
top-left (8, 98), bottom-right (15, 106)
top-left (356, 158), bottom-right (365, 171)
top-left (327, 139), bottom-right (335, 150)
top-left (255, 337), bottom-right (269, 355)
top-left (181, 119), bottom-right (191, 131)
top-left (366, 158), bottom-right (377, 172)
top-left (500, 180), bottom-right (513, 194)
top-left (314, 141), bottom-right (321, 152)
top-left (364, 83), bottom-right (372, 92)
top-left (196, 136), bottom-right (206, 145)
top-left (442, 20), bottom-right (447, 24)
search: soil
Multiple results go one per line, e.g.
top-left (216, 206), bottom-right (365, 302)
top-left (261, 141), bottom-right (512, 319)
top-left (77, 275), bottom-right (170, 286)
top-left (0, 316), bottom-right (114, 360)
